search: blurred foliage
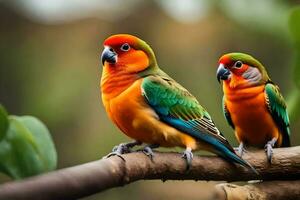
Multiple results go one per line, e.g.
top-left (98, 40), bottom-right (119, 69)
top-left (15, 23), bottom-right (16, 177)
top-left (289, 6), bottom-right (300, 89)
top-left (287, 89), bottom-right (300, 122)
top-left (0, 104), bottom-right (57, 179)
top-left (287, 6), bottom-right (300, 122)
top-left (219, 0), bottom-right (290, 38)
top-left (0, 105), bottom-right (8, 141)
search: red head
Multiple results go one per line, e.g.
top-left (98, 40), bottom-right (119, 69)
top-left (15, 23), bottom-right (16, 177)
top-left (101, 34), bottom-right (156, 73)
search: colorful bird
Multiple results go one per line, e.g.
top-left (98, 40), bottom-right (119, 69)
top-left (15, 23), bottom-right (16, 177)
top-left (217, 53), bottom-right (290, 162)
top-left (100, 34), bottom-right (256, 171)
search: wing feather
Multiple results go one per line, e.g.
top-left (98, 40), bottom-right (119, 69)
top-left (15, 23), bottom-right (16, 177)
top-left (141, 74), bottom-right (233, 151)
top-left (265, 83), bottom-right (290, 147)
top-left (222, 96), bottom-right (235, 129)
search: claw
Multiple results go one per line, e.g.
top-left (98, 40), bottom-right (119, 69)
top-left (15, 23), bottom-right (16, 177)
top-left (141, 144), bottom-right (159, 160)
top-left (106, 151), bottom-right (126, 161)
top-left (111, 145), bottom-right (119, 152)
top-left (234, 142), bottom-right (246, 157)
top-left (265, 144), bottom-right (273, 163)
top-left (182, 147), bottom-right (193, 170)
top-left (264, 138), bottom-right (277, 163)
top-left (104, 141), bottom-right (142, 161)
top-left (143, 146), bottom-right (154, 159)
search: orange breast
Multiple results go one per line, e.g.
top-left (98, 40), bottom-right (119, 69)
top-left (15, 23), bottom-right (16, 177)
top-left (105, 79), bottom-right (162, 142)
top-left (224, 84), bottom-right (282, 147)
top-left (101, 71), bottom-right (199, 149)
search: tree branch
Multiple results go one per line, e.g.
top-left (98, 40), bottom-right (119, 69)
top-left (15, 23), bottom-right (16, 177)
top-left (0, 147), bottom-right (300, 200)
top-left (214, 181), bottom-right (300, 200)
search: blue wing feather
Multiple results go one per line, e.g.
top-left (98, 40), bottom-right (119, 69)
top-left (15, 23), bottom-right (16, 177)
top-left (142, 74), bottom-right (256, 172)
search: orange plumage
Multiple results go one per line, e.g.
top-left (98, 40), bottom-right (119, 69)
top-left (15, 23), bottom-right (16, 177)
top-left (100, 35), bottom-right (198, 149)
top-left (223, 79), bottom-right (282, 147)
top-left (217, 53), bottom-right (290, 162)
top-left (100, 35), bottom-right (257, 171)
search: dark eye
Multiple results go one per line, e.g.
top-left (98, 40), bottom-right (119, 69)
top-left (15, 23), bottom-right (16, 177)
top-left (120, 43), bottom-right (130, 51)
top-left (234, 61), bottom-right (243, 68)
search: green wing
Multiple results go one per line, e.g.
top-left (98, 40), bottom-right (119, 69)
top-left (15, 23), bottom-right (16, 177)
top-left (141, 73), bottom-right (232, 150)
top-left (265, 83), bottom-right (290, 147)
top-left (222, 96), bottom-right (235, 129)
top-left (141, 73), bottom-right (258, 170)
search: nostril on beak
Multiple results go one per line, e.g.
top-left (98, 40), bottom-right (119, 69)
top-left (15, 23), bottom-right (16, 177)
top-left (101, 47), bottom-right (117, 65)
top-left (217, 64), bottom-right (230, 83)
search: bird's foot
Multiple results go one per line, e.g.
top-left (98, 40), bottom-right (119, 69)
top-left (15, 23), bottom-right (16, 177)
top-left (264, 138), bottom-right (277, 163)
top-left (182, 147), bottom-right (193, 170)
top-left (265, 144), bottom-right (273, 163)
top-left (141, 144), bottom-right (159, 160)
top-left (105, 141), bottom-right (142, 161)
top-left (106, 151), bottom-right (126, 161)
top-left (234, 142), bottom-right (246, 157)
top-left (143, 146), bottom-right (154, 158)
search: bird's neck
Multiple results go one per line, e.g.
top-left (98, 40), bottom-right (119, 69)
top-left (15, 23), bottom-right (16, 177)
top-left (101, 67), bottom-right (140, 100)
top-left (223, 82), bottom-right (265, 101)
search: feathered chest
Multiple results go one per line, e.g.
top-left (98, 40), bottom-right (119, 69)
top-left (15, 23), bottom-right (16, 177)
top-left (101, 68), bottom-right (138, 100)
top-left (223, 84), bottom-right (269, 129)
top-left (223, 84), bottom-right (279, 145)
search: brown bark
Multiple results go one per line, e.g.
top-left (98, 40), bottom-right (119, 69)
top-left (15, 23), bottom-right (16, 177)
top-left (214, 181), bottom-right (300, 200)
top-left (0, 147), bottom-right (299, 200)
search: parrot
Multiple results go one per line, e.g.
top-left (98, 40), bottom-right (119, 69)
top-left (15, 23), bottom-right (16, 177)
top-left (216, 52), bottom-right (290, 162)
top-left (100, 34), bottom-right (256, 172)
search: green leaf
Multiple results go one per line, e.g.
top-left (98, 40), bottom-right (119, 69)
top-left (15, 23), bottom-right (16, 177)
top-left (0, 116), bottom-right (57, 179)
top-left (18, 116), bottom-right (57, 171)
top-left (0, 105), bottom-right (8, 141)
top-left (289, 7), bottom-right (300, 89)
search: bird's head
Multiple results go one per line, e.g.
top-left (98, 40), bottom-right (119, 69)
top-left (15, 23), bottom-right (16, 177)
top-left (101, 34), bottom-right (157, 73)
top-left (217, 53), bottom-right (270, 89)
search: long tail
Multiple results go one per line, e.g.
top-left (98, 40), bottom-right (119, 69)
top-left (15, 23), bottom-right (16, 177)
top-left (160, 117), bottom-right (259, 174)
top-left (218, 147), bottom-right (259, 175)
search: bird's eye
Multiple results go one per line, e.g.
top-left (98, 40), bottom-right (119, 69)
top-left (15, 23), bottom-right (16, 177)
top-left (234, 61), bottom-right (243, 68)
top-left (120, 43), bottom-right (130, 51)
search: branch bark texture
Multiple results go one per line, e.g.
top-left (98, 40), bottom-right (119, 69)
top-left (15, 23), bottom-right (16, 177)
top-left (214, 181), bottom-right (300, 200)
top-left (0, 147), bottom-right (300, 200)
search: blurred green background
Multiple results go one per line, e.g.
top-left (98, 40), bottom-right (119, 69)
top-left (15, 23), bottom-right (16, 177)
top-left (0, 0), bottom-right (300, 199)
